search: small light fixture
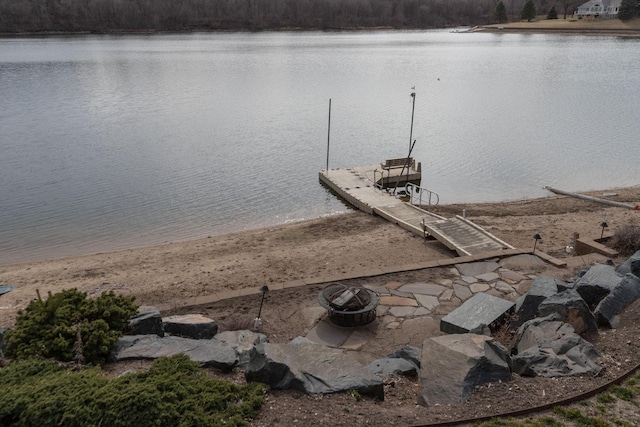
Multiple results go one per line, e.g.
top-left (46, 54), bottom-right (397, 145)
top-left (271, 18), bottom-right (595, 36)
top-left (600, 222), bottom-right (609, 239)
top-left (532, 233), bottom-right (542, 253)
top-left (254, 285), bottom-right (269, 331)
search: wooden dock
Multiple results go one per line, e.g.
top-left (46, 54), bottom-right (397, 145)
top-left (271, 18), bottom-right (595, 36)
top-left (319, 166), bottom-right (514, 256)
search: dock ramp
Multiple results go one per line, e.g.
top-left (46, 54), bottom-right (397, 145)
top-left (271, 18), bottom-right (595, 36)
top-left (373, 203), bottom-right (445, 236)
top-left (319, 167), bottom-right (515, 256)
top-left (422, 215), bottom-right (514, 256)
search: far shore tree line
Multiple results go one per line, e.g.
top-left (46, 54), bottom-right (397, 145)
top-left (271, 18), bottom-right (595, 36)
top-left (496, 0), bottom-right (640, 23)
top-left (0, 0), bottom-right (592, 33)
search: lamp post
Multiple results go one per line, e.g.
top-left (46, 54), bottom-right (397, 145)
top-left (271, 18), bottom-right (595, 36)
top-left (253, 285), bottom-right (269, 331)
top-left (600, 222), bottom-right (608, 239)
top-left (532, 233), bottom-right (542, 253)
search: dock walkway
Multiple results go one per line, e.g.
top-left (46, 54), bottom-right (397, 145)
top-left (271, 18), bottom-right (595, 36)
top-left (319, 166), bottom-right (514, 256)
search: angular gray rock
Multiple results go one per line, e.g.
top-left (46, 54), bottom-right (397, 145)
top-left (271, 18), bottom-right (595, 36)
top-left (114, 334), bottom-right (237, 371)
top-left (632, 259), bottom-right (640, 278)
top-left (537, 289), bottom-right (597, 334)
top-left (420, 334), bottom-right (511, 406)
top-left (594, 273), bottom-right (640, 327)
top-left (367, 357), bottom-right (417, 377)
top-left (574, 264), bottom-right (622, 308)
top-left (215, 330), bottom-right (268, 370)
top-left (245, 337), bottom-right (384, 399)
top-left (615, 250), bottom-right (640, 276)
top-left (511, 316), bottom-right (601, 377)
top-left (510, 276), bottom-right (568, 329)
top-left (163, 314), bottom-right (218, 339)
top-left (441, 292), bottom-right (514, 334)
top-left (128, 306), bottom-right (164, 337)
top-left (387, 345), bottom-right (421, 369)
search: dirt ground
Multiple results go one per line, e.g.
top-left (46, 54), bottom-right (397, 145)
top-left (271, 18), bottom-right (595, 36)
top-left (3, 186), bottom-right (640, 426)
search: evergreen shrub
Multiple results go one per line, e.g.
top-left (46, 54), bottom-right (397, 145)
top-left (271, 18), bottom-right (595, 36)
top-left (4, 289), bottom-right (137, 365)
top-left (0, 355), bottom-right (267, 427)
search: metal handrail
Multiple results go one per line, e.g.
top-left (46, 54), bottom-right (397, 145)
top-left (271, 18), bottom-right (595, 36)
top-left (373, 168), bottom-right (389, 191)
top-left (404, 182), bottom-right (439, 211)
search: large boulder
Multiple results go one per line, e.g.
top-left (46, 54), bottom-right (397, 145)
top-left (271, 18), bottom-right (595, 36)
top-left (215, 330), bottom-right (268, 370)
top-left (366, 357), bottom-right (417, 377)
top-left (113, 334), bottom-right (237, 371)
top-left (128, 306), bottom-right (164, 337)
top-left (510, 276), bottom-right (569, 329)
top-left (245, 337), bottom-right (384, 399)
top-left (574, 264), bottom-right (622, 308)
top-left (440, 292), bottom-right (514, 334)
top-left (419, 334), bottom-right (511, 406)
top-left (594, 273), bottom-right (640, 328)
top-left (537, 289), bottom-right (597, 334)
top-left (163, 314), bottom-right (218, 339)
top-left (615, 250), bottom-right (640, 276)
top-left (387, 345), bottom-right (422, 369)
top-left (511, 316), bottom-right (600, 377)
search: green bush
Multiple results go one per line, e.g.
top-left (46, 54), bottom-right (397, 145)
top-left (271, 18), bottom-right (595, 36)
top-left (4, 289), bottom-right (137, 365)
top-left (0, 355), bottom-right (268, 427)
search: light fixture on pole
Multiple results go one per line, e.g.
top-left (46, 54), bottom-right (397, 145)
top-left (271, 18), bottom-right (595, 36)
top-left (600, 222), bottom-right (608, 239)
top-left (253, 285), bottom-right (269, 331)
top-left (532, 233), bottom-right (542, 253)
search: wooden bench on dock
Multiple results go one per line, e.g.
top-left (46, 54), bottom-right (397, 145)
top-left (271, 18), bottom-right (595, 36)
top-left (381, 157), bottom-right (415, 170)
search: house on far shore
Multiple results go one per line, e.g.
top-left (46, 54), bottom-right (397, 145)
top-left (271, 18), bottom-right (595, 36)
top-left (574, 0), bottom-right (622, 19)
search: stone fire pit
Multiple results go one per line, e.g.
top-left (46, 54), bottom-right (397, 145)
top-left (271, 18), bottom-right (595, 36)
top-left (318, 283), bottom-right (379, 327)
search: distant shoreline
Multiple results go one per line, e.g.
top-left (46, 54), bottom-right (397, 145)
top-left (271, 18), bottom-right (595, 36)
top-left (476, 17), bottom-right (640, 37)
top-left (3, 19), bottom-right (640, 38)
top-left (475, 27), bottom-right (640, 37)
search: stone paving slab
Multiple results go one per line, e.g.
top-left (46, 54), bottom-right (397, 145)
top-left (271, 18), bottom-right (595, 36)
top-left (476, 272), bottom-right (500, 282)
top-left (440, 289), bottom-right (454, 301)
top-left (390, 289), bottom-right (414, 298)
top-left (341, 328), bottom-right (376, 350)
top-left (305, 319), bottom-right (352, 348)
top-left (470, 283), bottom-right (490, 293)
top-left (453, 283), bottom-right (473, 301)
top-left (390, 306), bottom-right (417, 318)
top-left (499, 269), bottom-right (529, 282)
top-left (379, 296), bottom-right (418, 306)
top-left (398, 282), bottom-right (446, 296)
top-left (414, 294), bottom-right (440, 311)
top-left (495, 281), bottom-right (516, 293)
top-left (455, 260), bottom-right (500, 276)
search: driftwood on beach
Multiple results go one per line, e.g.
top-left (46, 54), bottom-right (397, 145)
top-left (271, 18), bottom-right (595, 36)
top-left (545, 187), bottom-right (640, 211)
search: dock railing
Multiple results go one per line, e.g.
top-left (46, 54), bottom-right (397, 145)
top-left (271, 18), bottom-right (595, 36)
top-left (373, 169), bottom-right (388, 191)
top-left (405, 183), bottom-right (439, 212)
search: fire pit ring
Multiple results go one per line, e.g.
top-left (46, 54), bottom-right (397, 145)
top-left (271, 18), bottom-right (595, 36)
top-left (318, 283), bottom-right (379, 327)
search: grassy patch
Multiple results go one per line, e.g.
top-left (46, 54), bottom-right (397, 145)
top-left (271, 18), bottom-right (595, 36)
top-left (553, 406), bottom-right (611, 427)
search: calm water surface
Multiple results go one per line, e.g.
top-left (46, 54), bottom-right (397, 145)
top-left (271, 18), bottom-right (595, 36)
top-left (1, 31), bottom-right (640, 264)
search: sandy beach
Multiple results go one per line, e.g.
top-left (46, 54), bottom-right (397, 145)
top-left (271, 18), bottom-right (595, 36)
top-left (1, 185), bottom-right (639, 327)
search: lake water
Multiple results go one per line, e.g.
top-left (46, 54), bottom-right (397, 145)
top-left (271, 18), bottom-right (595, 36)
top-left (1, 31), bottom-right (640, 264)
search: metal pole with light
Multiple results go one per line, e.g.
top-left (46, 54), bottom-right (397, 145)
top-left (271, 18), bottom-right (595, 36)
top-left (600, 222), bottom-right (608, 239)
top-left (253, 285), bottom-right (269, 331)
top-left (532, 233), bottom-right (541, 253)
